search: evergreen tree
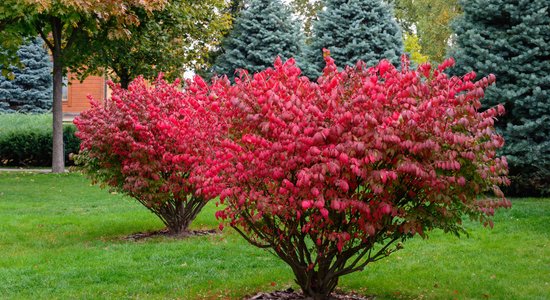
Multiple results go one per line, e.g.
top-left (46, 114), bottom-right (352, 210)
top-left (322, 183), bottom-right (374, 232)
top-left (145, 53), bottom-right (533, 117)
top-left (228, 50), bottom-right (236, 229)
top-left (212, 0), bottom-right (303, 79)
top-left (301, 0), bottom-right (404, 79)
top-left (449, 0), bottom-right (550, 196)
top-left (0, 38), bottom-right (52, 113)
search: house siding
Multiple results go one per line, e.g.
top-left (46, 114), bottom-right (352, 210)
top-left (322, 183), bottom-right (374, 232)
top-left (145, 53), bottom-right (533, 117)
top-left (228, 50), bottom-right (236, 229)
top-left (62, 75), bottom-right (106, 114)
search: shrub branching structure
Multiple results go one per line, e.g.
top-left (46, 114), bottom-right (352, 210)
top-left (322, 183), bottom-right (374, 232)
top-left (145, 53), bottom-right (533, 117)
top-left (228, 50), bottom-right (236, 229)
top-left (211, 53), bottom-right (511, 299)
top-left (74, 77), bottom-right (223, 234)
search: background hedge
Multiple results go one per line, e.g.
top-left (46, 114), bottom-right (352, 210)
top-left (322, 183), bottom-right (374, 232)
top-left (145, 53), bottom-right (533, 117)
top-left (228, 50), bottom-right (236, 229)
top-left (0, 114), bottom-right (80, 167)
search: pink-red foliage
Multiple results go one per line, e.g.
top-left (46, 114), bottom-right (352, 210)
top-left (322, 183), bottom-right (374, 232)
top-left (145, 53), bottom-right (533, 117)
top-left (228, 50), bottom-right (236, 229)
top-left (210, 52), bottom-right (510, 298)
top-left (74, 75), bottom-right (225, 233)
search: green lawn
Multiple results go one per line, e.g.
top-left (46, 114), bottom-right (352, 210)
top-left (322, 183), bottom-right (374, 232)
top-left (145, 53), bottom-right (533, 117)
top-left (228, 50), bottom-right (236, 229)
top-left (0, 172), bottom-right (548, 299)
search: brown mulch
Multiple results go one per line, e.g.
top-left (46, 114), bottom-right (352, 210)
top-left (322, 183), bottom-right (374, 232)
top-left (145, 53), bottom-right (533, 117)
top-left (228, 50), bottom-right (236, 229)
top-left (245, 288), bottom-right (375, 300)
top-left (123, 228), bottom-right (218, 241)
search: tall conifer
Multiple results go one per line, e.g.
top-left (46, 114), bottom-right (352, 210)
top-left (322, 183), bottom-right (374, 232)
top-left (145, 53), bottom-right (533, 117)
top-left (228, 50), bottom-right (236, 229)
top-left (301, 0), bottom-right (403, 79)
top-left (0, 38), bottom-right (52, 113)
top-left (213, 0), bottom-right (303, 79)
top-left (449, 0), bottom-right (550, 195)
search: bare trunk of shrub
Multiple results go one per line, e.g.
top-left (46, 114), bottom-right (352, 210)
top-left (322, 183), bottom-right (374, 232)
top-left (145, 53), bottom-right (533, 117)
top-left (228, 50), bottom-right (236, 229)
top-left (294, 268), bottom-right (339, 300)
top-left (230, 220), bottom-right (401, 300)
top-left (146, 195), bottom-right (207, 234)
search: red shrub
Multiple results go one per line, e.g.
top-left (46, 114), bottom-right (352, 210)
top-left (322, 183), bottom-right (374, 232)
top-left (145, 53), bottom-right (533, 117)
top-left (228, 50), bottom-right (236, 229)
top-left (74, 76), bottom-right (225, 233)
top-left (211, 52), bottom-right (510, 299)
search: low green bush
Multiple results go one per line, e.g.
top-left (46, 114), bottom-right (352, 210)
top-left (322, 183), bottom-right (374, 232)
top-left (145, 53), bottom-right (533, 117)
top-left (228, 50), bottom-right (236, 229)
top-left (0, 113), bottom-right (80, 167)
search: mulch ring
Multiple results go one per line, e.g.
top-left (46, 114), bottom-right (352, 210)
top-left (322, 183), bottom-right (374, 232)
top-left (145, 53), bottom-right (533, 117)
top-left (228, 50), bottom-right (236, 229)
top-left (123, 228), bottom-right (218, 241)
top-left (245, 288), bottom-right (374, 300)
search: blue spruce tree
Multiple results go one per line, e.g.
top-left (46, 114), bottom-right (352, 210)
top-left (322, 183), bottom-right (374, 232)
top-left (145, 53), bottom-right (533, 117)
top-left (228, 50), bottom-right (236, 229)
top-left (449, 0), bottom-right (550, 196)
top-left (301, 0), bottom-right (404, 79)
top-left (212, 0), bottom-right (303, 79)
top-left (0, 38), bottom-right (53, 113)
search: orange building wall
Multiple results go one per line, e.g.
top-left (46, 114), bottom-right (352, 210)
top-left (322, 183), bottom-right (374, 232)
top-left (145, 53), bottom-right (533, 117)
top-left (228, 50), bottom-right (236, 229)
top-left (62, 75), bottom-right (106, 113)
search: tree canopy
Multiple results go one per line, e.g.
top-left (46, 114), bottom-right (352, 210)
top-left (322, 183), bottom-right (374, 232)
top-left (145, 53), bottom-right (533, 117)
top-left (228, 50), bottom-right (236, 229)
top-left (73, 0), bottom-right (231, 88)
top-left (290, 0), bottom-right (323, 37)
top-left (390, 0), bottom-right (461, 63)
top-left (0, 0), bottom-right (166, 172)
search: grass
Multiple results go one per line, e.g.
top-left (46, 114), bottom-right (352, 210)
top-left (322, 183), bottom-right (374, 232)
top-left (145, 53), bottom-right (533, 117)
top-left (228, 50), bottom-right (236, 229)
top-left (0, 172), bottom-right (548, 299)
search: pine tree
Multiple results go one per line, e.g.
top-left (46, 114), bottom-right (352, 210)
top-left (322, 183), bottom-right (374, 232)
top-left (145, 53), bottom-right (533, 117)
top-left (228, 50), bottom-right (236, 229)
top-left (301, 0), bottom-right (404, 79)
top-left (449, 0), bottom-right (550, 196)
top-left (0, 38), bottom-right (52, 113)
top-left (212, 0), bottom-right (303, 79)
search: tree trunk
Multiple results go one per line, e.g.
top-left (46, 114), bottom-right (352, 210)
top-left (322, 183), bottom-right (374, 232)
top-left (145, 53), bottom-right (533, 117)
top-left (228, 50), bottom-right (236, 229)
top-left (119, 68), bottom-right (131, 89)
top-left (51, 18), bottom-right (65, 173)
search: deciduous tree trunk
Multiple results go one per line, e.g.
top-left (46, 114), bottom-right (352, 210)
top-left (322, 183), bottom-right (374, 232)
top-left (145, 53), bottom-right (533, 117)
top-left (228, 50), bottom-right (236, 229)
top-left (119, 68), bottom-right (130, 89)
top-left (51, 18), bottom-right (64, 173)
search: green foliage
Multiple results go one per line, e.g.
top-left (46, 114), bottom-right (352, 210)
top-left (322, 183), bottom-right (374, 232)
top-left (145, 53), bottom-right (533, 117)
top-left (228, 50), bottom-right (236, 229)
top-left (74, 0), bottom-right (232, 88)
top-left (0, 0), bottom-right (99, 172)
top-left (0, 0), bottom-right (35, 75)
top-left (212, 0), bottom-right (303, 79)
top-left (1, 0), bottom-right (169, 79)
top-left (403, 33), bottom-right (428, 64)
top-left (0, 38), bottom-right (52, 113)
top-left (195, 0), bottom-right (244, 79)
top-left (1, 0), bottom-right (98, 74)
top-left (0, 0), bottom-right (167, 172)
top-left (289, 0), bottom-right (323, 37)
top-left (301, 0), bottom-right (403, 79)
top-left (0, 173), bottom-right (548, 299)
top-left (0, 114), bottom-right (79, 166)
top-left (390, 0), bottom-right (461, 63)
top-left (63, 124), bottom-right (80, 162)
top-left (449, 0), bottom-right (550, 196)
top-left (0, 112), bottom-right (50, 135)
